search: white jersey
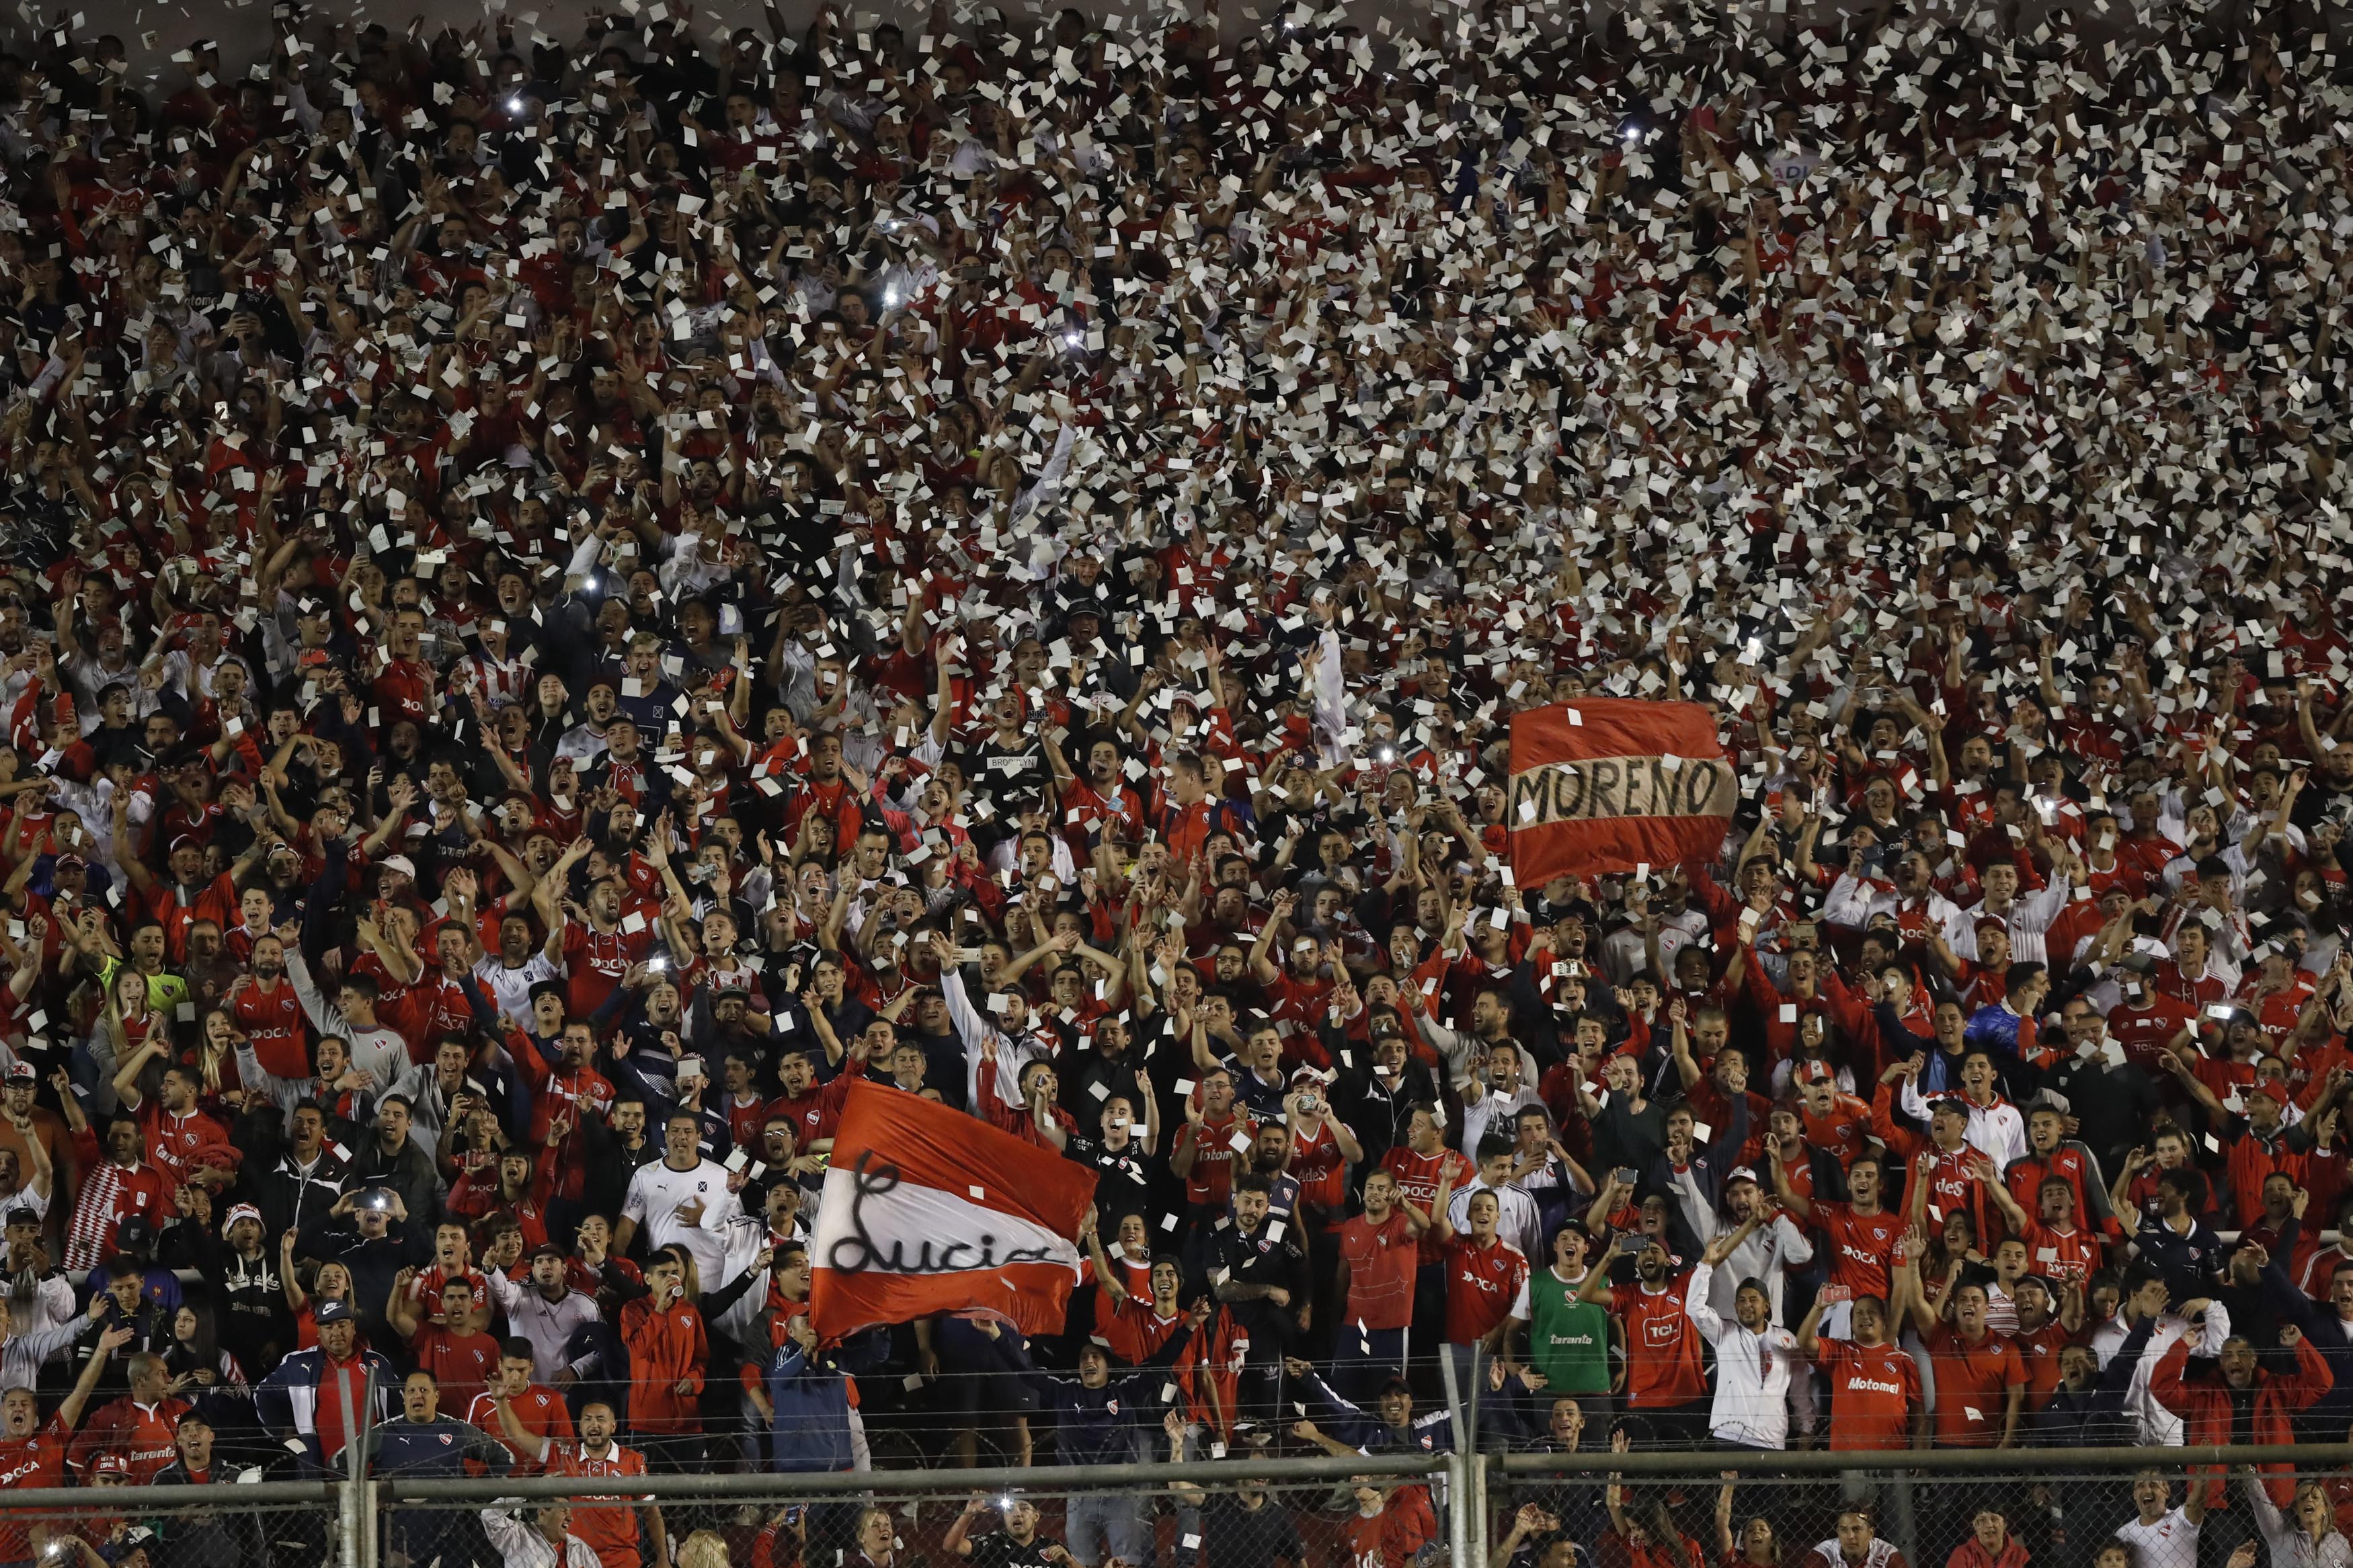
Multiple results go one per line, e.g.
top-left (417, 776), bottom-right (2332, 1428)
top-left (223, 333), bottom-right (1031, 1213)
top-left (2114, 1508), bottom-right (2201, 1568)
top-left (620, 1157), bottom-right (741, 1286)
top-left (473, 954), bottom-right (559, 1026)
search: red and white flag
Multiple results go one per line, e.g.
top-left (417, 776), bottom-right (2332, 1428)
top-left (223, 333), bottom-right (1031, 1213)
top-left (1509, 700), bottom-right (1734, 882)
top-left (807, 1080), bottom-right (1098, 1340)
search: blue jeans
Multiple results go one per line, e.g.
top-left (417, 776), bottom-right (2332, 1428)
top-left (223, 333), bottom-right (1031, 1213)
top-left (1065, 1489), bottom-right (1146, 1568)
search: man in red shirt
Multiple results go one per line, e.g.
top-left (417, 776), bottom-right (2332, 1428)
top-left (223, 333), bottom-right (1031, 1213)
top-left (1332, 1168), bottom-right (1429, 1403)
top-left (1905, 1276), bottom-right (2026, 1448)
top-left (227, 934), bottom-right (309, 1078)
top-left (2106, 955), bottom-right (2198, 1069)
top-left (1380, 1106), bottom-right (1475, 1348)
top-left (472, 1343), bottom-right (579, 1477)
top-left (2005, 1175), bottom-right (2108, 1292)
top-left (1433, 1187), bottom-right (1530, 1395)
top-left (1579, 1235), bottom-right (1709, 1446)
top-left (70, 1348), bottom-right (192, 1483)
top-left (549, 869), bottom-right (655, 1023)
top-left (390, 1272), bottom-right (502, 1413)
top-left (108, 1055), bottom-right (240, 1197)
top-left (0, 1321), bottom-right (126, 1559)
top-left (1798, 1284), bottom-right (1921, 1453)
top-left (1778, 1151), bottom-right (1904, 1337)
top-left (542, 1400), bottom-right (668, 1568)
top-left (1902, 1262), bottom-right (2027, 1548)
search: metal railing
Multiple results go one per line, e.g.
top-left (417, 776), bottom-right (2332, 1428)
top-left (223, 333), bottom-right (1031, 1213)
top-left (11, 1442), bottom-right (2353, 1568)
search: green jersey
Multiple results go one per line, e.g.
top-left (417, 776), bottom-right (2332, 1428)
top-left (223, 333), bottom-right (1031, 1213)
top-left (1526, 1268), bottom-right (1611, 1393)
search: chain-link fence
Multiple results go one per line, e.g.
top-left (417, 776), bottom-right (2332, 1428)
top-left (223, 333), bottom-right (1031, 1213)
top-left (1502, 1447), bottom-right (2353, 1568)
top-left (11, 1443), bottom-right (2353, 1568)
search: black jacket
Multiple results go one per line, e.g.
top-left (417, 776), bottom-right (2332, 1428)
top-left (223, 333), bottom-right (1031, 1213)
top-left (147, 1459), bottom-right (263, 1568)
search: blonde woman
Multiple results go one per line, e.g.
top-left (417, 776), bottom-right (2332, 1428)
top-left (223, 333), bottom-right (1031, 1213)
top-left (678, 1531), bottom-right (731, 1568)
top-left (2243, 1472), bottom-right (2353, 1568)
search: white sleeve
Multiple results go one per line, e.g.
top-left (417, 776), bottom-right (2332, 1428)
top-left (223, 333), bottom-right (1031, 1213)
top-left (284, 951), bottom-right (350, 1037)
top-left (2196, 1300), bottom-right (2231, 1357)
top-left (1773, 1212), bottom-right (1814, 1266)
top-left (621, 1169), bottom-right (650, 1225)
top-left (1684, 1262), bottom-right (1723, 1342)
top-left (1820, 874), bottom-right (1877, 930)
top-left (2016, 877), bottom-right (2069, 935)
top-left (1313, 627), bottom-right (1347, 768)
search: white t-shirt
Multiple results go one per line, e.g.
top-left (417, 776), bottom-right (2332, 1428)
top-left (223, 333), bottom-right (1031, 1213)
top-left (621, 1158), bottom-right (740, 1286)
top-left (473, 954), bottom-right (559, 1025)
top-left (2115, 1507), bottom-right (2200, 1568)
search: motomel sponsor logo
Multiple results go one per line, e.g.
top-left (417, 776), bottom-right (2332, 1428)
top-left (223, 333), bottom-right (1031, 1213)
top-left (1846, 1377), bottom-right (1906, 1395)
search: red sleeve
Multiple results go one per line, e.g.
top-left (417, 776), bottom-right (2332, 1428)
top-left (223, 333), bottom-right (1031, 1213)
top-left (2284, 1330), bottom-right (2336, 1411)
top-left (2150, 1335), bottom-right (2194, 1415)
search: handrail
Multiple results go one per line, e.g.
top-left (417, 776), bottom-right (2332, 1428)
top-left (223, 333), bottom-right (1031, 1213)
top-left (1502, 1442), bottom-right (2353, 1476)
top-left (381, 1451), bottom-right (1451, 1501)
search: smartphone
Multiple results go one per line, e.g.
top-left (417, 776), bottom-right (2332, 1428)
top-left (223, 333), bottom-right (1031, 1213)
top-left (676, 1056), bottom-right (705, 1081)
top-left (1613, 1167), bottom-right (1638, 1186)
top-left (1615, 1233), bottom-right (1644, 1255)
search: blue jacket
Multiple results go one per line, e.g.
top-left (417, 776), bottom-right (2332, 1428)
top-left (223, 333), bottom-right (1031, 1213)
top-left (1002, 1323), bottom-right (1195, 1467)
top-left (1302, 1369), bottom-right (1457, 1454)
top-left (764, 1329), bottom-right (887, 1473)
top-left (366, 1415), bottom-right (514, 1479)
top-left (254, 1346), bottom-right (401, 1468)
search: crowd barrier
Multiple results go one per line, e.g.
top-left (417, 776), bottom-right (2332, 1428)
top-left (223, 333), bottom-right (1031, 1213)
top-left (15, 1439), bottom-right (2352, 1567)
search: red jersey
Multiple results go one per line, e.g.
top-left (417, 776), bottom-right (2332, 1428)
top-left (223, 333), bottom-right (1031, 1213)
top-left (2017, 1220), bottom-right (2104, 1291)
top-left (1798, 1095), bottom-right (1876, 1170)
top-left (132, 1102), bottom-right (239, 1194)
top-left (1179, 1112), bottom-right (1256, 1210)
top-left (71, 1394), bottom-right (191, 1482)
top-left (1611, 1277), bottom-right (1708, 1409)
top-left (1922, 1323), bottom-right (2025, 1447)
top-left (2013, 1316), bottom-right (2073, 1409)
top-left (1817, 1337), bottom-right (1921, 1450)
top-left (0, 1415), bottom-right (72, 1559)
top-left (561, 921), bottom-right (653, 1022)
top-left (2106, 994), bottom-right (2197, 1071)
top-left (1443, 1236), bottom-right (1531, 1347)
top-left (547, 1440), bottom-right (654, 1568)
top-left (1337, 1210), bottom-right (1418, 1331)
top-left (466, 1385), bottom-right (575, 1475)
top-left (1381, 1145), bottom-right (1474, 1264)
top-left (1098, 1294), bottom-right (1187, 1366)
top-left (1812, 1202), bottom-right (1905, 1301)
top-left (411, 1326), bottom-right (502, 1412)
top-left (232, 976), bottom-right (310, 1078)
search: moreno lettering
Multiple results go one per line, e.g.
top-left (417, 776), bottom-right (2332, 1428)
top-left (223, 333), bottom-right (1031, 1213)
top-left (824, 1152), bottom-right (1064, 1275)
top-left (1508, 756), bottom-right (1736, 828)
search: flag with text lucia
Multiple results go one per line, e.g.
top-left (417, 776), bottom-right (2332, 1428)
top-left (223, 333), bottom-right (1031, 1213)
top-left (1507, 701), bottom-right (1734, 882)
top-left (807, 1079), bottom-right (1099, 1340)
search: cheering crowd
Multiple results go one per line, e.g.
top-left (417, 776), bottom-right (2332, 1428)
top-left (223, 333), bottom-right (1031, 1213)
top-left (0, 0), bottom-right (2351, 1561)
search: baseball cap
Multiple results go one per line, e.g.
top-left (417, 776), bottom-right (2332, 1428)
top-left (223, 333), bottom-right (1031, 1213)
top-left (168, 835), bottom-right (202, 855)
top-left (91, 1452), bottom-right (132, 1477)
top-left (4, 1062), bottom-right (33, 1083)
top-left (529, 1242), bottom-right (567, 1261)
top-left (380, 855), bottom-right (417, 878)
top-left (54, 854), bottom-right (86, 872)
top-left (101, 1524), bottom-right (154, 1561)
top-left (1724, 1166), bottom-right (1760, 1186)
top-left (315, 1300), bottom-right (357, 1324)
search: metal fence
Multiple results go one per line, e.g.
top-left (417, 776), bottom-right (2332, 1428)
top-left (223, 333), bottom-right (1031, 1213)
top-left (14, 1444), bottom-right (2353, 1568)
